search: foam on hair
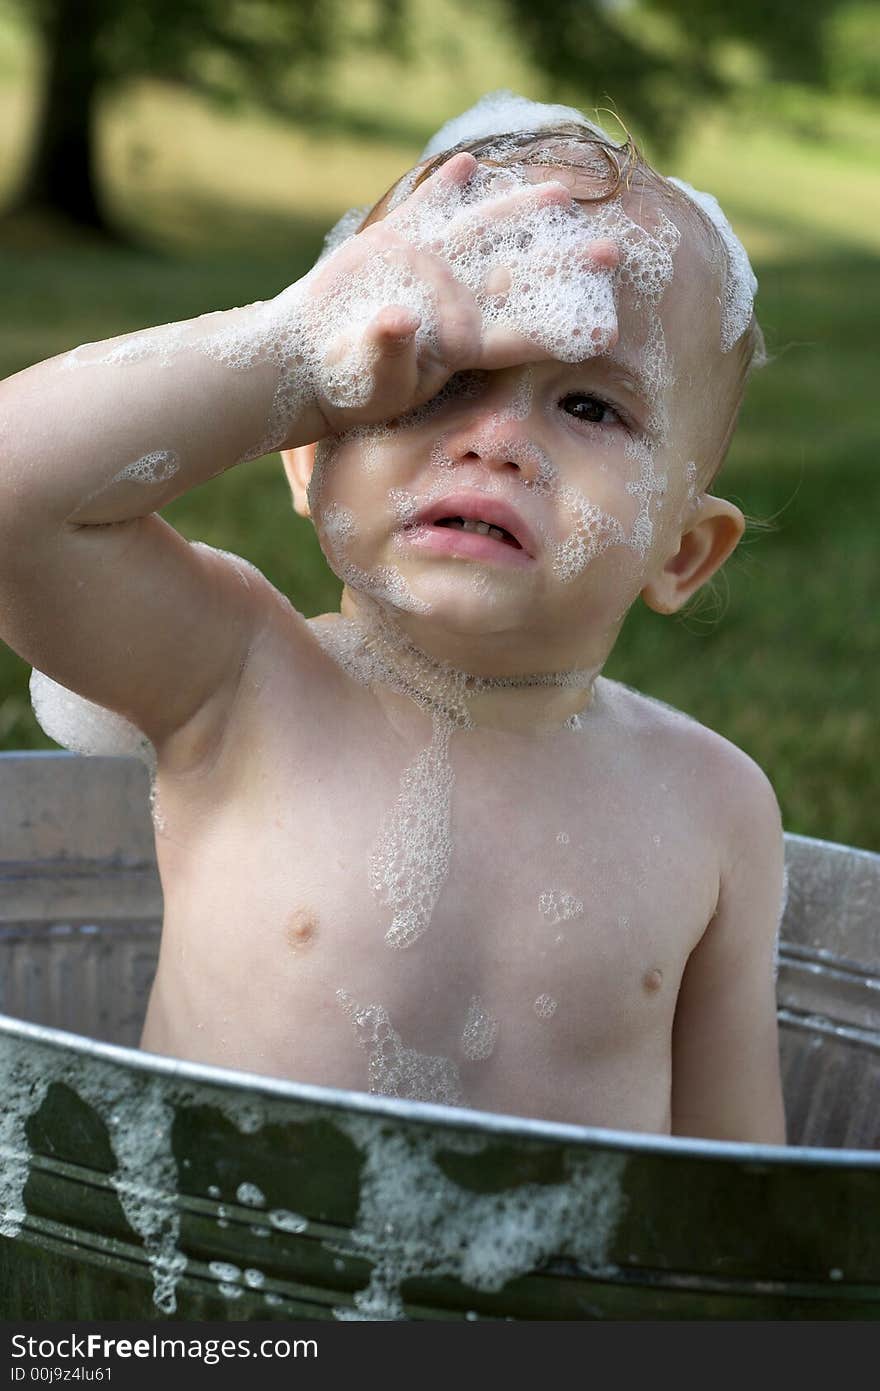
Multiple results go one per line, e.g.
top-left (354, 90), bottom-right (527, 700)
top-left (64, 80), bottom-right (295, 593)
top-left (420, 89), bottom-right (611, 159)
top-left (667, 177), bottom-right (757, 352)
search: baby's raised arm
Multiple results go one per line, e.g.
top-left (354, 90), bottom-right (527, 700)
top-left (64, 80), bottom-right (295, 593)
top-left (0, 156), bottom-right (608, 760)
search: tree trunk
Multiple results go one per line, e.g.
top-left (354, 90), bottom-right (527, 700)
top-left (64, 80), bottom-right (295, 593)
top-left (14, 0), bottom-right (112, 233)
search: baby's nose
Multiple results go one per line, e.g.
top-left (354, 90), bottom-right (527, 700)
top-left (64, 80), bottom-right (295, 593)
top-left (445, 415), bottom-right (547, 485)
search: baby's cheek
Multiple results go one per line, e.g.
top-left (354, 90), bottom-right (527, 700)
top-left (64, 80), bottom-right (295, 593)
top-left (312, 454), bottom-right (431, 616)
top-left (549, 483), bottom-right (627, 583)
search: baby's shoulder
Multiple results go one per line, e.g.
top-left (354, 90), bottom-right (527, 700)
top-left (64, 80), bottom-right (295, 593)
top-left (596, 677), bottom-right (780, 830)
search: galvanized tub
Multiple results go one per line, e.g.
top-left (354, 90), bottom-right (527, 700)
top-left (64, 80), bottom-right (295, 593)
top-left (0, 750), bottom-right (878, 1320)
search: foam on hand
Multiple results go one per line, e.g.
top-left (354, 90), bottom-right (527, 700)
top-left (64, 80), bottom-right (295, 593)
top-left (305, 164), bottom-right (628, 415)
top-left (61, 90), bottom-right (756, 481)
top-left (418, 90), bottom-right (758, 354)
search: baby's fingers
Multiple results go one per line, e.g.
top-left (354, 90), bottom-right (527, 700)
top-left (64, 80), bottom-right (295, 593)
top-left (583, 237), bottom-right (620, 272)
top-left (388, 151), bottom-right (480, 219)
top-left (482, 236), bottom-right (620, 301)
top-left (442, 177), bottom-right (575, 256)
top-left (368, 305), bottom-right (422, 354)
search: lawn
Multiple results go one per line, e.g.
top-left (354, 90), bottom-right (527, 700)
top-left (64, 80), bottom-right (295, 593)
top-left (0, 9), bottom-right (877, 850)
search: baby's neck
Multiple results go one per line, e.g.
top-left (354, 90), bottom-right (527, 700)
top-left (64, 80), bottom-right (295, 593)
top-left (327, 591), bottom-right (599, 735)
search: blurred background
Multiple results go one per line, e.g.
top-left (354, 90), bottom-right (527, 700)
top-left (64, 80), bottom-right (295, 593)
top-left (0, 0), bottom-right (877, 849)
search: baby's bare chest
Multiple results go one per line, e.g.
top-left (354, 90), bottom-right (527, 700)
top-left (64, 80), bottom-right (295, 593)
top-left (156, 717), bottom-right (717, 1096)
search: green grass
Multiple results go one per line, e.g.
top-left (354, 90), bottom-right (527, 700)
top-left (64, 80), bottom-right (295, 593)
top-left (0, 15), bottom-right (878, 850)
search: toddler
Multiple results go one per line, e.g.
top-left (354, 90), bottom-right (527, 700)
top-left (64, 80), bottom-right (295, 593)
top-left (0, 92), bottom-right (786, 1142)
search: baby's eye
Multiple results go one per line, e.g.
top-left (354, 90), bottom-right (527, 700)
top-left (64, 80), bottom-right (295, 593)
top-left (560, 392), bottom-right (623, 427)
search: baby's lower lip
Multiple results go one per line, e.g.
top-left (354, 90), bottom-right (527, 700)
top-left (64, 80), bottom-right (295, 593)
top-left (401, 523), bottom-right (536, 568)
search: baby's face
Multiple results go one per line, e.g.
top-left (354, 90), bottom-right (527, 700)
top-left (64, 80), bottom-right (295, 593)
top-left (306, 187), bottom-right (729, 670)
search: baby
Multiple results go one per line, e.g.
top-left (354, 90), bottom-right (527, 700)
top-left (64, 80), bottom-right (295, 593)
top-left (0, 93), bottom-right (786, 1142)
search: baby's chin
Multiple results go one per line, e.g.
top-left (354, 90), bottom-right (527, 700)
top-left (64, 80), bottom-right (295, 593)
top-left (344, 578), bottom-right (592, 682)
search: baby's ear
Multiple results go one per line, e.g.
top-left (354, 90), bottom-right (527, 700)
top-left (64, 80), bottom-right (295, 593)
top-left (641, 495), bottom-right (745, 615)
top-left (281, 444), bottom-right (317, 519)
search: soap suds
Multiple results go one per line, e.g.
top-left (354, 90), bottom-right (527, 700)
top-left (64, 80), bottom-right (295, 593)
top-left (338, 989), bottom-right (464, 1105)
top-left (538, 891), bottom-right (584, 926)
top-left (269, 1208), bottom-right (309, 1234)
top-left (116, 449), bottom-right (179, 486)
top-left (533, 994), bottom-right (558, 1019)
top-left (29, 669), bottom-right (155, 771)
top-left (461, 996), bottom-right (499, 1062)
top-left (0, 1034), bottom-right (309, 1315)
top-left (313, 605), bottom-right (598, 952)
top-left (332, 1114), bottom-right (626, 1319)
top-left (0, 1041), bottom-right (182, 1312)
top-left (235, 1181), bottom-right (265, 1208)
top-left (425, 89), bottom-right (758, 354)
top-left (370, 713), bottom-right (455, 949)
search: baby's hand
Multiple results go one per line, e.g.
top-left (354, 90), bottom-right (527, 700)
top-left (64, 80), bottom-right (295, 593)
top-left (292, 153), bottom-right (619, 436)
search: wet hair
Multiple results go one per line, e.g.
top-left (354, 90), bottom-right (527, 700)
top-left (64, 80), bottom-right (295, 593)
top-left (357, 123), bottom-right (765, 491)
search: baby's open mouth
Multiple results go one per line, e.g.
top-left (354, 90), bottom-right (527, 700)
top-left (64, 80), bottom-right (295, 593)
top-left (403, 493), bottom-right (538, 567)
top-left (433, 517), bottom-right (522, 549)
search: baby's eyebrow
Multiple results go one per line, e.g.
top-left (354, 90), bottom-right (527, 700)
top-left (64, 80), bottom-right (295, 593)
top-left (593, 354), bottom-right (654, 407)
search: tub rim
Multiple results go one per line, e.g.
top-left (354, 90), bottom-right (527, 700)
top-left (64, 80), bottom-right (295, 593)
top-left (2, 1010), bottom-right (878, 1173)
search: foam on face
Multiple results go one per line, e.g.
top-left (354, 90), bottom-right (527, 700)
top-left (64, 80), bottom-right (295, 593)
top-left (308, 163), bottom-right (683, 427)
top-left (552, 484), bottom-right (627, 581)
top-left (308, 184), bottom-right (683, 609)
top-left (321, 501), bottom-right (430, 616)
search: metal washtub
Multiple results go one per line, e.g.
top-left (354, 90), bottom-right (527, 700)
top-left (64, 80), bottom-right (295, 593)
top-left (0, 751), bottom-right (878, 1319)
